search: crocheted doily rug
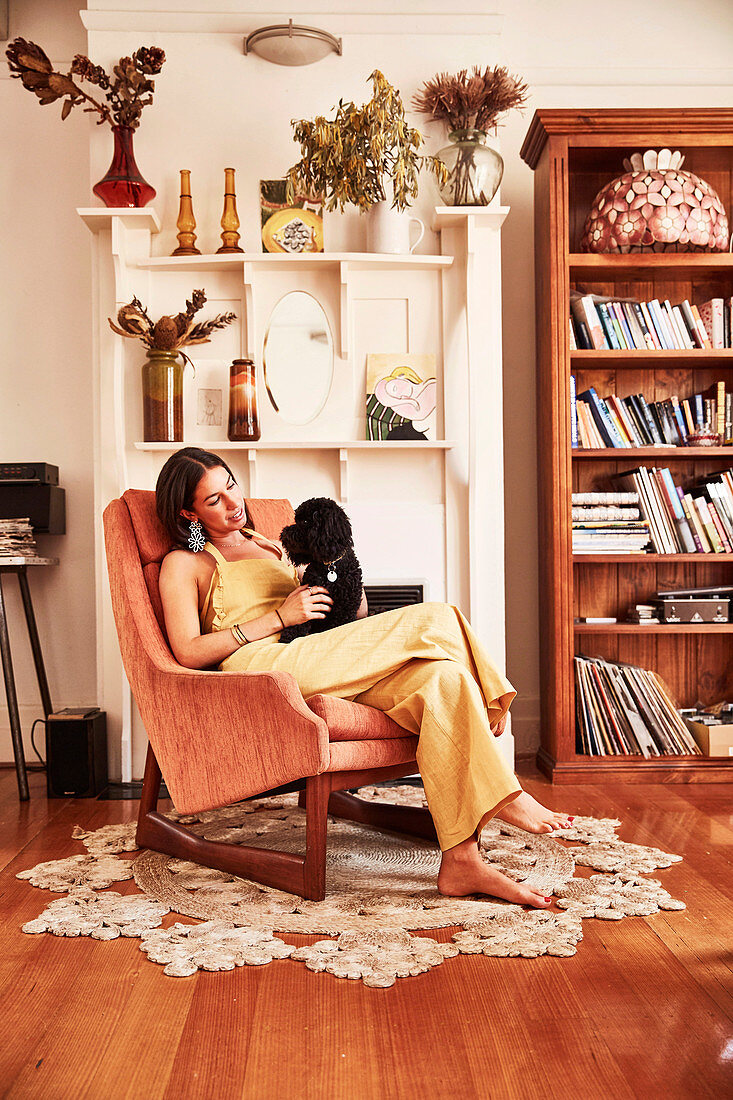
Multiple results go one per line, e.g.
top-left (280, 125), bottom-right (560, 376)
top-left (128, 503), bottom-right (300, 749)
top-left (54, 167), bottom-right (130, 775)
top-left (17, 785), bottom-right (686, 988)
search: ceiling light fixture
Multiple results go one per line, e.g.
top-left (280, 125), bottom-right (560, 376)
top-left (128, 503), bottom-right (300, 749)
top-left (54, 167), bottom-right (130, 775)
top-left (243, 19), bottom-right (342, 66)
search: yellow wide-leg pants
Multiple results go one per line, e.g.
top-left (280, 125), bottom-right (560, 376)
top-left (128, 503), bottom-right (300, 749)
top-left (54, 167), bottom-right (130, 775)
top-left (221, 601), bottom-right (522, 850)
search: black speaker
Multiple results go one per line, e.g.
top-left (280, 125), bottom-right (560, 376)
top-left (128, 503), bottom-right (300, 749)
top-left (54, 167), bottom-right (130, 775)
top-left (0, 483), bottom-right (65, 533)
top-left (45, 708), bottom-right (108, 797)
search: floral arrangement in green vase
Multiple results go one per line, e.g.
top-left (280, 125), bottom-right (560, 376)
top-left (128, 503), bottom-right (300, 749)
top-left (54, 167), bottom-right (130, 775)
top-left (286, 70), bottom-right (448, 213)
top-left (413, 66), bottom-right (529, 206)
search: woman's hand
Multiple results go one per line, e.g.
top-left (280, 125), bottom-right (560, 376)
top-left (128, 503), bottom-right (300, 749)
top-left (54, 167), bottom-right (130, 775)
top-left (279, 584), bottom-right (333, 627)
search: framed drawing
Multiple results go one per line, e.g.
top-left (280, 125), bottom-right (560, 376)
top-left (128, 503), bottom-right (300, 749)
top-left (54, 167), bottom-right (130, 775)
top-left (365, 353), bottom-right (437, 441)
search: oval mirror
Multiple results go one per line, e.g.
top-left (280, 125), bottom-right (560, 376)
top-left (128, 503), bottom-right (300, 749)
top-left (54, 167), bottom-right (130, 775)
top-left (263, 292), bottom-right (333, 425)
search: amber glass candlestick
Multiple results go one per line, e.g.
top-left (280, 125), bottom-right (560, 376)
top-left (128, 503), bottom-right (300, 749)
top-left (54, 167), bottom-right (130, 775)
top-left (217, 167), bottom-right (244, 254)
top-left (227, 359), bottom-right (260, 440)
top-left (172, 169), bottom-right (201, 256)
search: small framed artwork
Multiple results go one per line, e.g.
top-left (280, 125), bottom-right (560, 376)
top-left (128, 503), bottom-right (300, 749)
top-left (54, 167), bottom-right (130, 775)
top-left (197, 388), bottom-right (223, 428)
top-left (260, 179), bottom-right (324, 254)
top-left (365, 354), bottom-right (438, 441)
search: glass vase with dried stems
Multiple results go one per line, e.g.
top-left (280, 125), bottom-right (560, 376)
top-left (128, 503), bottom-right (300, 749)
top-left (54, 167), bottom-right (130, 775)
top-left (413, 66), bottom-right (529, 207)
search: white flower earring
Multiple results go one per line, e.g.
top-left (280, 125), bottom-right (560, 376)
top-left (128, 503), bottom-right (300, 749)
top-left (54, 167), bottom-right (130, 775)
top-left (188, 519), bottom-right (206, 553)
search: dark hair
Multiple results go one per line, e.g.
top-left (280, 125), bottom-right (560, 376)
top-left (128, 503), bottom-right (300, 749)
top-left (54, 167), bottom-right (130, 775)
top-left (155, 447), bottom-right (246, 549)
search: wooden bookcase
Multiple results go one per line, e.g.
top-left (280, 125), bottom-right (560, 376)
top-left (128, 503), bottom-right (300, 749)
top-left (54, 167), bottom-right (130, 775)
top-left (520, 109), bottom-right (733, 783)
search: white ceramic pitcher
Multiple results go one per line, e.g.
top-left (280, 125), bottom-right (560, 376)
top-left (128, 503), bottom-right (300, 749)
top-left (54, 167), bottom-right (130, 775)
top-left (365, 200), bottom-right (425, 254)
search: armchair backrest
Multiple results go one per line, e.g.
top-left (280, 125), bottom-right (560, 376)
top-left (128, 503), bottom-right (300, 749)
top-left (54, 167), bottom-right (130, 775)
top-left (106, 489), bottom-right (295, 643)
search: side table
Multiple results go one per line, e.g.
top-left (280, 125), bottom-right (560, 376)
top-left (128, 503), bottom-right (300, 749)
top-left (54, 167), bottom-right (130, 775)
top-left (0, 557), bottom-right (58, 800)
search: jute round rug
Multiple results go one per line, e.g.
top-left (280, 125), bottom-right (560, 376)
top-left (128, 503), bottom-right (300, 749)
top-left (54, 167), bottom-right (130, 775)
top-left (17, 785), bottom-right (686, 987)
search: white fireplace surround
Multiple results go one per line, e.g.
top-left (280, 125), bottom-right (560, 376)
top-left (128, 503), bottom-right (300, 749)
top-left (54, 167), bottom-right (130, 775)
top-left (83, 203), bottom-right (512, 781)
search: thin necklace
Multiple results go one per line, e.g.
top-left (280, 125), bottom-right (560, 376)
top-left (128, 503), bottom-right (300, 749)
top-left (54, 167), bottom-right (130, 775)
top-left (209, 531), bottom-right (251, 548)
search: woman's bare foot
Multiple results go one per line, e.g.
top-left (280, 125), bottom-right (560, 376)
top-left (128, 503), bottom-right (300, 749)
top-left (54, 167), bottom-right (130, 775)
top-left (438, 846), bottom-right (552, 908)
top-left (495, 791), bottom-right (574, 834)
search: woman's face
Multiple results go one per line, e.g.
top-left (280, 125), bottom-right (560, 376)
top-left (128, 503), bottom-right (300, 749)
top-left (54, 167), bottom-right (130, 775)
top-left (180, 465), bottom-right (245, 539)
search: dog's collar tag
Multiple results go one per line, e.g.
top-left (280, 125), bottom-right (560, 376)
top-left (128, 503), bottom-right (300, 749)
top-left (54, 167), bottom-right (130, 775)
top-left (327, 567), bottom-right (337, 582)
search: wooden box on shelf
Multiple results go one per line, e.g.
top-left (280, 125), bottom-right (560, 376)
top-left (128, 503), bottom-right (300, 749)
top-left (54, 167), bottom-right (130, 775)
top-left (520, 108), bottom-right (733, 783)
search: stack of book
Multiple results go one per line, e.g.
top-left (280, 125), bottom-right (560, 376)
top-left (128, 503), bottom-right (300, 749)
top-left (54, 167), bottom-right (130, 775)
top-left (572, 492), bottom-right (650, 553)
top-left (569, 292), bottom-right (733, 351)
top-left (570, 377), bottom-right (732, 448)
top-left (626, 604), bottom-right (661, 624)
top-left (0, 518), bottom-right (37, 560)
top-left (614, 467), bottom-right (733, 554)
top-left (574, 655), bottom-right (702, 757)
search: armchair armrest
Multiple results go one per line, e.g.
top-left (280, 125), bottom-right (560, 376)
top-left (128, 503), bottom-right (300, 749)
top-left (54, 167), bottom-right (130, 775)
top-left (138, 665), bottom-right (330, 814)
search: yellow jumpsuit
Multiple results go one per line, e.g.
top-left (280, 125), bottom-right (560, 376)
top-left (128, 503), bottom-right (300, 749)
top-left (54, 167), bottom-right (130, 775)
top-left (200, 532), bottom-right (522, 850)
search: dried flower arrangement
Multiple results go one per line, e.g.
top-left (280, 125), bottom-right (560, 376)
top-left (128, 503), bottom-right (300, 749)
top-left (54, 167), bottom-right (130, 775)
top-left (286, 70), bottom-right (448, 213)
top-left (413, 65), bottom-right (529, 136)
top-left (108, 291), bottom-right (236, 368)
top-left (5, 38), bottom-right (165, 129)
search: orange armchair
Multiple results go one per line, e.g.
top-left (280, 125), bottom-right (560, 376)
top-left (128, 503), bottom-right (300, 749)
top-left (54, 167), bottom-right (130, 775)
top-left (102, 490), bottom-right (436, 900)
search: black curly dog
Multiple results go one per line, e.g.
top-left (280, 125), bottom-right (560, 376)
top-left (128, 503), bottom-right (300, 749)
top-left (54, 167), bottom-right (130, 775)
top-left (277, 497), bottom-right (364, 643)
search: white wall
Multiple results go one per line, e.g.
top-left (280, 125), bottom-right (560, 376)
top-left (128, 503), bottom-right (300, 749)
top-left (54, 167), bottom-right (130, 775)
top-left (2, 0), bottom-right (732, 770)
top-left (0, 0), bottom-right (93, 766)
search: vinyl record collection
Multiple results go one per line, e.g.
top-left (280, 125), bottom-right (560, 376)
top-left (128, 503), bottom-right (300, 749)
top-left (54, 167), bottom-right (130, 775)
top-left (574, 655), bottom-right (703, 757)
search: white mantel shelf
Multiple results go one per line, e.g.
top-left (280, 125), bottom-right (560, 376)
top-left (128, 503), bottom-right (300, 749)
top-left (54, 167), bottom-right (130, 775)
top-left (78, 208), bottom-right (161, 233)
top-left (133, 441), bottom-right (456, 450)
top-left (137, 252), bottom-right (454, 273)
top-left (134, 440), bottom-right (456, 503)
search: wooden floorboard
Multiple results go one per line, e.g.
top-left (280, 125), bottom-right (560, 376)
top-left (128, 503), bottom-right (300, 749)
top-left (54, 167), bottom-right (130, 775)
top-left (0, 768), bottom-right (731, 1100)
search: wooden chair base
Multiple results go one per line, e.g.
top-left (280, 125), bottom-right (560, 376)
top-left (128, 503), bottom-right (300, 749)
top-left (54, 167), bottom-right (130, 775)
top-left (136, 744), bottom-right (437, 901)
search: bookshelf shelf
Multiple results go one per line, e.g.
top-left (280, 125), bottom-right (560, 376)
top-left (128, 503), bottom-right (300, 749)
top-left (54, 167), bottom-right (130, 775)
top-left (568, 253), bottom-right (733, 279)
top-left (573, 553), bottom-right (733, 563)
top-left (521, 108), bottom-right (733, 784)
top-left (537, 749), bottom-right (733, 783)
top-left (572, 447), bottom-right (732, 459)
top-left (574, 622), bottom-right (733, 634)
top-left (571, 350), bottom-right (733, 368)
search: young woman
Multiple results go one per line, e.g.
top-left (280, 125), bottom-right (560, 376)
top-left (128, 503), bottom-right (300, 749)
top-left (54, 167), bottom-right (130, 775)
top-left (156, 447), bottom-right (574, 908)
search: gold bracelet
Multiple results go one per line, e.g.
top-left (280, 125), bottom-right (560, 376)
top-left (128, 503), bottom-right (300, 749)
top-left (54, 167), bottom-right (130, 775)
top-left (231, 623), bottom-right (250, 646)
top-left (275, 608), bottom-right (285, 629)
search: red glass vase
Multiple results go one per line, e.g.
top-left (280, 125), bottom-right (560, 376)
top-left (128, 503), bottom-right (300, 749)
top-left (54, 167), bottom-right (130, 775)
top-left (93, 125), bottom-right (156, 209)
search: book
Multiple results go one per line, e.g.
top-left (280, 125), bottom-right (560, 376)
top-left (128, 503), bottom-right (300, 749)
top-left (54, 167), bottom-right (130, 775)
top-left (694, 496), bottom-right (724, 552)
top-left (672, 304), bottom-right (695, 349)
top-left (570, 294), bottom-right (608, 350)
top-left (699, 299), bottom-right (725, 348)
top-left (680, 300), bottom-right (704, 349)
top-left (690, 303), bottom-right (713, 349)
top-left (596, 303), bottom-right (621, 349)
top-left (640, 301), bottom-right (663, 349)
top-left (676, 488), bottom-right (705, 553)
top-left (577, 387), bottom-right (624, 447)
top-left (631, 303), bottom-right (656, 350)
top-left (682, 493), bottom-right (712, 552)
top-left (657, 468), bottom-right (696, 552)
top-left (706, 499), bottom-right (733, 553)
top-left (570, 373), bottom-right (578, 447)
top-left (611, 302), bottom-right (634, 349)
top-left (669, 396), bottom-right (688, 442)
top-left (649, 299), bottom-right (675, 349)
top-left (605, 395), bottom-right (634, 445)
top-left (636, 393), bottom-right (664, 445)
